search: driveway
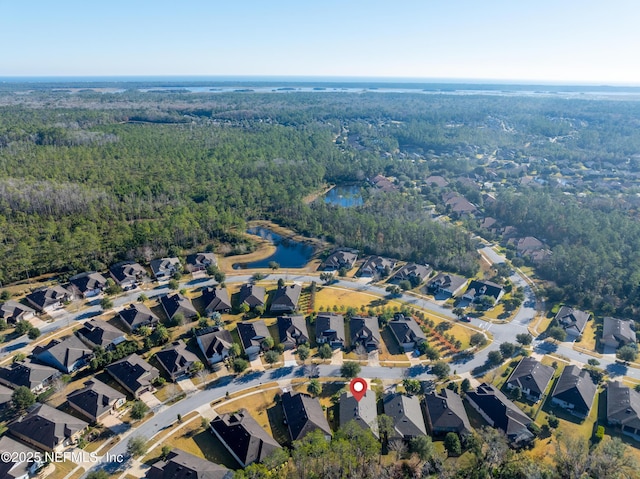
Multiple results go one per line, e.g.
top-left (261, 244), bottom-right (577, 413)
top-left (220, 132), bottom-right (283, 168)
top-left (139, 391), bottom-right (161, 409)
top-left (283, 350), bottom-right (297, 367)
top-left (101, 414), bottom-right (126, 434)
top-left (176, 376), bottom-right (197, 393)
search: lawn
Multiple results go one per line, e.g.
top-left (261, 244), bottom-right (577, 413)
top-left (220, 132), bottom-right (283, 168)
top-left (159, 417), bottom-right (240, 469)
top-left (314, 286), bottom-right (403, 312)
top-left (46, 460), bottom-right (78, 479)
top-left (215, 387), bottom-right (288, 443)
top-left (573, 319), bottom-right (598, 353)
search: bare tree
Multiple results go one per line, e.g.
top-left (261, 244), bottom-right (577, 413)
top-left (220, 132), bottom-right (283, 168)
top-left (305, 363), bottom-right (320, 378)
top-left (355, 343), bottom-right (367, 360)
top-left (389, 439), bottom-right (408, 459)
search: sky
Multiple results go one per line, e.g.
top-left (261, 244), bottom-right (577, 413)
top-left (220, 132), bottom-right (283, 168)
top-left (1, 0), bottom-right (639, 85)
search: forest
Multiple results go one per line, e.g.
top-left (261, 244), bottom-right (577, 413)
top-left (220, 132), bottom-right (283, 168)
top-left (2, 86), bottom-right (640, 315)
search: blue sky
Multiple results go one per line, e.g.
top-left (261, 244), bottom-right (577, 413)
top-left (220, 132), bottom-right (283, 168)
top-left (1, 0), bottom-right (639, 84)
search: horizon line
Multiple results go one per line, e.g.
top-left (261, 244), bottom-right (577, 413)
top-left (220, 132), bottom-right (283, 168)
top-left (1, 74), bottom-right (640, 88)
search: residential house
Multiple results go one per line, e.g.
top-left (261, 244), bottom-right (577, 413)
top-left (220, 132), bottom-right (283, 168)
top-left (32, 335), bottom-right (93, 373)
top-left (68, 272), bottom-right (107, 298)
top-left (466, 383), bottom-right (534, 446)
top-left (424, 175), bottom-right (449, 187)
top-left (462, 280), bottom-right (505, 305)
top-left (105, 354), bottom-right (159, 398)
top-left (76, 319), bottom-right (126, 349)
top-left (281, 391), bottom-right (332, 441)
top-left (426, 273), bottom-right (467, 298)
top-left (443, 193), bottom-right (477, 217)
top-left (270, 284), bottom-right (302, 313)
top-left (339, 390), bottom-right (378, 438)
top-left (237, 320), bottom-right (271, 359)
top-left (67, 379), bottom-right (126, 423)
top-left (383, 393), bottom-right (427, 440)
top-left (196, 327), bottom-right (234, 366)
top-left (8, 403), bottom-right (88, 452)
top-left (0, 360), bottom-right (59, 393)
top-left (315, 312), bottom-right (346, 349)
top-left (109, 261), bottom-right (148, 290)
top-left (238, 284), bottom-right (266, 309)
top-left (607, 381), bottom-right (640, 440)
top-left (0, 435), bottom-right (44, 479)
top-left (358, 256), bottom-right (397, 278)
top-left (323, 250), bottom-right (358, 271)
top-left (118, 303), bottom-right (160, 332)
top-left (160, 293), bottom-right (198, 322)
top-left (155, 341), bottom-right (200, 381)
top-left (555, 306), bottom-right (591, 337)
top-left (150, 257), bottom-right (181, 280)
top-left (25, 285), bottom-right (74, 313)
top-left (210, 409), bottom-right (282, 467)
top-left (550, 365), bottom-right (597, 418)
top-left (0, 384), bottom-right (13, 408)
top-left (514, 236), bottom-right (544, 257)
top-left (370, 174), bottom-right (397, 192)
top-left (277, 315), bottom-right (309, 350)
top-left (0, 300), bottom-right (35, 324)
top-left (350, 316), bottom-right (381, 352)
top-left (146, 448), bottom-right (232, 479)
top-left (602, 317), bottom-right (636, 349)
top-left (201, 286), bottom-right (232, 314)
top-left (388, 315), bottom-right (427, 352)
top-left (185, 252), bottom-right (217, 274)
top-left (423, 389), bottom-right (471, 437)
top-left (391, 263), bottom-right (432, 285)
top-left (505, 357), bottom-right (554, 402)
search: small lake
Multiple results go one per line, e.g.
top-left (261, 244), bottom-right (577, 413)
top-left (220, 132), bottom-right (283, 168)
top-left (323, 185), bottom-right (364, 207)
top-left (232, 227), bottom-right (315, 269)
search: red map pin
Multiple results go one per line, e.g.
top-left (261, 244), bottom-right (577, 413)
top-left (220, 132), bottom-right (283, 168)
top-left (349, 378), bottom-right (368, 402)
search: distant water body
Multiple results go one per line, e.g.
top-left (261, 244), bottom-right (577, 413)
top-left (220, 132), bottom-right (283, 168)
top-left (2, 76), bottom-right (640, 98)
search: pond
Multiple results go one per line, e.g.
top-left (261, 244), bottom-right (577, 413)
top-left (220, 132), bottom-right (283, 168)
top-left (323, 185), bottom-right (364, 207)
top-left (232, 227), bottom-right (315, 269)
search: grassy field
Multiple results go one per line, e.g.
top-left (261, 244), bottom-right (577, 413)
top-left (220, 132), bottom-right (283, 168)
top-left (47, 460), bottom-right (78, 479)
top-left (574, 319), bottom-right (597, 352)
top-left (215, 387), bottom-right (290, 444)
top-left (156, 416), bottom-right (240, 469)
top-left (314, 286), bottom-right (403, 312)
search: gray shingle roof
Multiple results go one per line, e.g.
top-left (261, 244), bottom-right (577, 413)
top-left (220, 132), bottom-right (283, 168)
top-left (607, 381), bottom-right (640, 431)
top-left (350, 316), bottom-right (381, 350)
top-left (210, 409), bottom-right (281, 467)
top-left (0, 300), bottom-right (35, 323)
top-left (201, 286), bottom-right (231, 313)
top-left (388, 316), bottom-right (426, 346)
top-left (32, 335), bottom-right (93, 373)
top-left (25, 285), bottom-right (73, 311)
top-left (315, 312), bottom-right (345, 345)
top-left (155, 341), bottom-right (199, 378)
top-left (281, 391), bottom-right (331, 441)
top-left (270, 284), bottom-right (302, 312)
top-left (69, 271), bottom-right (107, 295)
top-left (76, 319), bottom-right (125, 348)
top-left (67, 379), bottom-right (126, 421)
top-left (0, 435), bottom-right (42, 479)
top-left (277, 315), bottom-right (309, 348)
top-left (150, 257), bottom-right (181, 279)
top-left (160, 293), bottom-right (198, 320)
top-left (105, 353), bottom-right (159, 397)
top-left (196, 327), bottom-right (233, 359)
top-left (555, 306), bottom-right (590, 335)
top-left (238, 284), bottom-right (266, 308)
top-left (237, 321), bottom-right (271, 352)
top-left (0, 359), bottom-right (59, 391)
top-left (466, 383), bottom-right (533, 445)
top-left (603, 317), bottom-right (636, 346)
top-left (185, 253), bottom-right (217, 272)
top-left (109, 261), bottom-right (147, 285)
top-left (506, 357), bottom-right (554, 397)
top-left (323, 250), bottom-right (357, 270)
top-left (551, 365), bottom-right (597, 416)
top-left (383, 393), bottom-right (427, 439)
top-left (392, 263), bottom-right (432, 282)
top-left (8, 403), bottom-right (88, 451)
top-left (424, 389), bottom-right (471, 436)
top-left (146, 448), bottom-right (232, 479)
top-left (339, 390), bottom-right (378, 438)
top-left (118, 303), bottom-right (159, 331)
